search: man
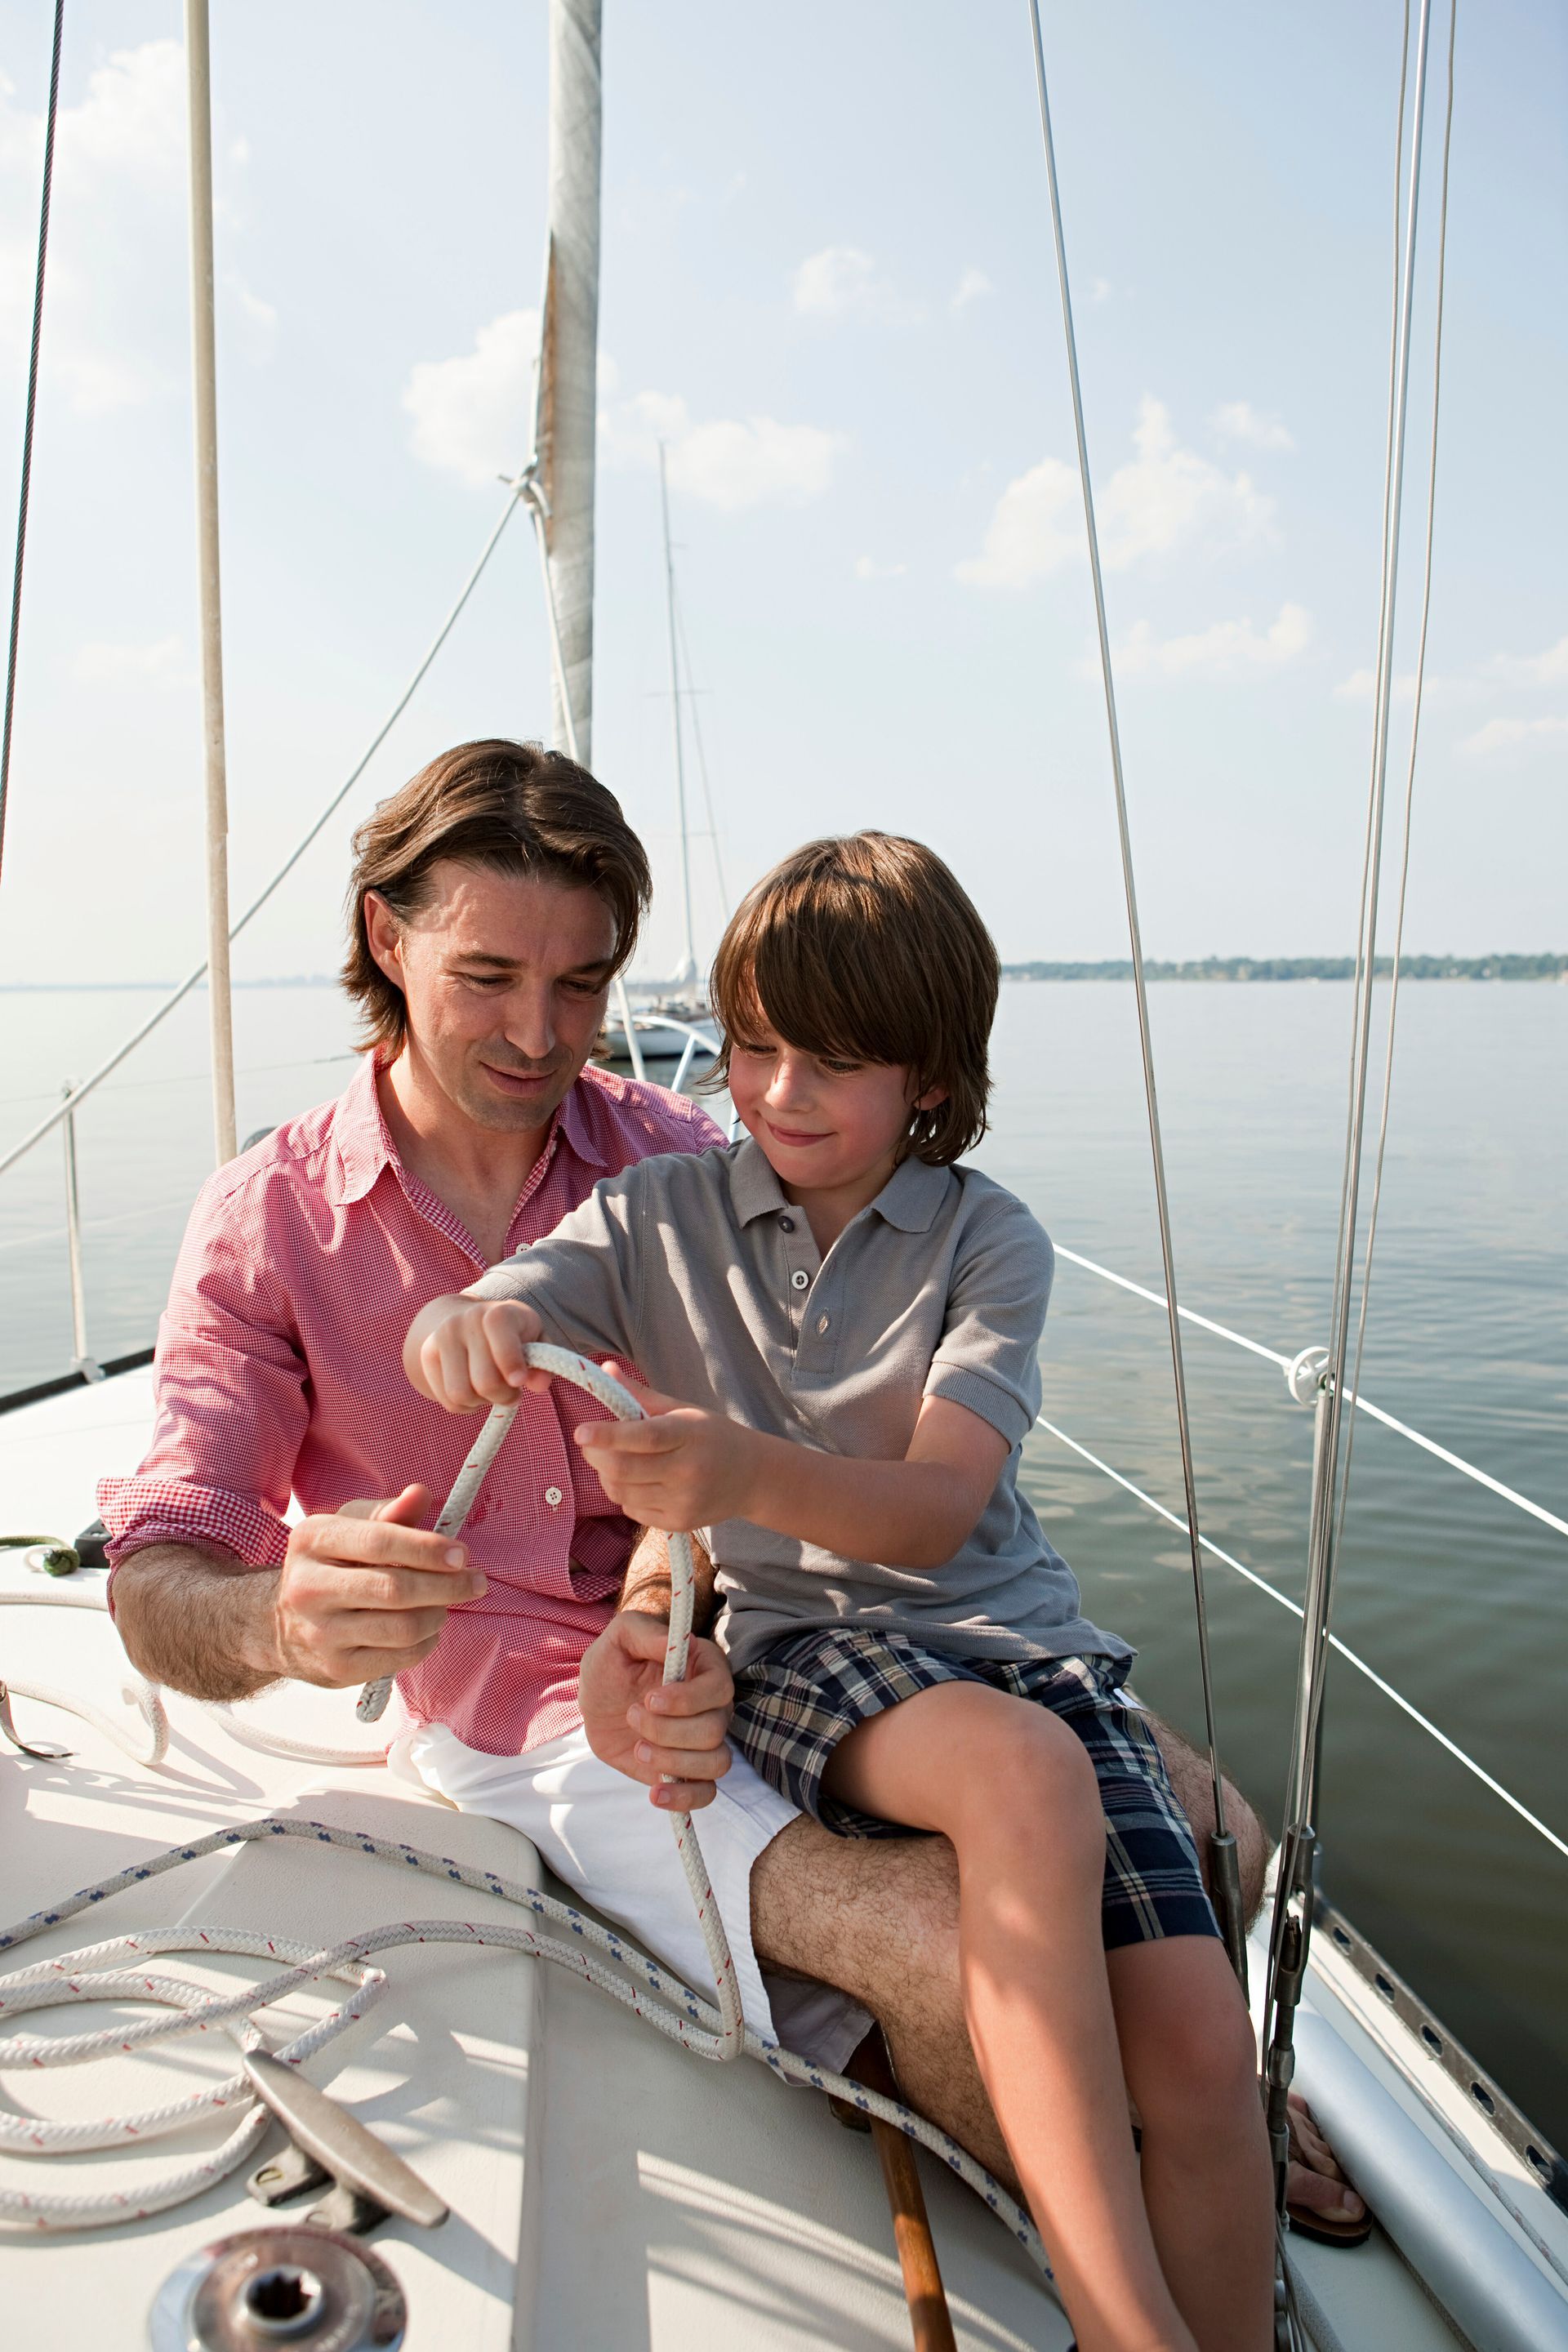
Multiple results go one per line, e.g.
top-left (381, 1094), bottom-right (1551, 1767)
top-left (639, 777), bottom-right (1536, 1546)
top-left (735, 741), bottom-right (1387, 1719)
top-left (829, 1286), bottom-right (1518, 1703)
top-left (105, 736), bottom-right (1361, 2234)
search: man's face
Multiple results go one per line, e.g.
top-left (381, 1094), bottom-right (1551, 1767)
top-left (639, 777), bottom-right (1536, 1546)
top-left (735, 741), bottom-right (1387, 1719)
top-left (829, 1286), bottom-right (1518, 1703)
top-left (366, 858), bottom-right (619, 1134)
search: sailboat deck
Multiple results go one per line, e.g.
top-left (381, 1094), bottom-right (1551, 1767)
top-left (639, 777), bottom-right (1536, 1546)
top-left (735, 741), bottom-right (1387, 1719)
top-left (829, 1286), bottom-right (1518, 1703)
top-left (0, 1369), bottom-right (1548, 2350)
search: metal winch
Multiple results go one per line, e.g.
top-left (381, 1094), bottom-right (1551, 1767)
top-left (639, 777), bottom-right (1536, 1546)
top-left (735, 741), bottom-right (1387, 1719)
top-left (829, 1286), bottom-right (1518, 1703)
top-left (149, 2225), bottom-right (406, 2352)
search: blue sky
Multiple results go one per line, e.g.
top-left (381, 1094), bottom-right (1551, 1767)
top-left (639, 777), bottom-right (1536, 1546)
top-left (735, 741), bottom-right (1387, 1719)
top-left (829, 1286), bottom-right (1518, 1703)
top-left (0, 0), bottom-right (1561, 994)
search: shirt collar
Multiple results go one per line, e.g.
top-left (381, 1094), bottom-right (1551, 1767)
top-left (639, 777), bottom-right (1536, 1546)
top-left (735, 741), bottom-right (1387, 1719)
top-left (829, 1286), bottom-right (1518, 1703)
top-left (729, 1136), bottom-right (790, 1225)
top-left (331, 1054), bottom-right (397, 1206)
top-left (728, 1135), bottom-right (951, 1234)
top-left (870, 1152), bottom-right (951, 1233)
top-left (330, 1054), bottom-right (609, 1209)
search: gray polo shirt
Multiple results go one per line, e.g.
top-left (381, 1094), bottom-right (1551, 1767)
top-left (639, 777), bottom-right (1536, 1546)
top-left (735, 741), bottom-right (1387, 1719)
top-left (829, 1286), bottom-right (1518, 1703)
top-left (470, 1138), bottom-right (1128, 1679)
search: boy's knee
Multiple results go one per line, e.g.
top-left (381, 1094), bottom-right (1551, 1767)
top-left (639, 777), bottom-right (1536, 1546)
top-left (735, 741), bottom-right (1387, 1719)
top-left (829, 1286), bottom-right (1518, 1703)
top-left (1138, 1972), bottom-right (1258, 2125)
top-left (945, 1690), bottom-right (1102, 1845)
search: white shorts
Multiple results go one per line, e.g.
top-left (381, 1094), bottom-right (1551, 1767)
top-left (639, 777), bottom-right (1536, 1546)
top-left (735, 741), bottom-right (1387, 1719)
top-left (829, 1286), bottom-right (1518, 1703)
top-left (389, 1721), bottom-right (870, 2074)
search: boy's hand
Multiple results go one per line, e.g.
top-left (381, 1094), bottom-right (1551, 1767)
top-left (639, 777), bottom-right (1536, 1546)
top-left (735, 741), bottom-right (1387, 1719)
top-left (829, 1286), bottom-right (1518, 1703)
top-left (572, 1371), bottom-right (760, 1532)
top-left (405, 1294), bottom-right (547, 1411)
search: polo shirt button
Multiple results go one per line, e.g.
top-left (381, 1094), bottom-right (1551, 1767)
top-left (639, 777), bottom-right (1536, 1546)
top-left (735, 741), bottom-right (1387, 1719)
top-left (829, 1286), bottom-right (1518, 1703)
top-left (817, 1312), bottom-right (830, 1334)
top-left (790, 1269), bottom-right (809, 1291)
top-left (778, 1215), bottom-right (795, 1232)
top-left (545, 1486), bottom-right (564, 1508)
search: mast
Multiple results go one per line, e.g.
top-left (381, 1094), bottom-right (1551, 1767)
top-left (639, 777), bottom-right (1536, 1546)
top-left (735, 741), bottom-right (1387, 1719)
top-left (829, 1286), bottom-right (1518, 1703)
top-left (657, 441), bottom-right (697, 987)
top-left (184, 0), bottom-right (236, 1164)
top-left (534, 0), bottom-right (602, 766)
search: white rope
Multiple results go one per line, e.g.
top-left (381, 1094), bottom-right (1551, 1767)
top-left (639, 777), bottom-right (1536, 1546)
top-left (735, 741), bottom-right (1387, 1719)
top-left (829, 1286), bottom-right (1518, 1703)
top-left (1052, 1246), bottom-right (1568, 1546)
top-left (0, 1584), bottom-right (170, 1767)
top-left (1035, 1414), bottom-right (1568, 1864)
top-left (363, 1346), bottom-right (746, 2068)
top-left (0, 1815), bottom-right (1052, 2271)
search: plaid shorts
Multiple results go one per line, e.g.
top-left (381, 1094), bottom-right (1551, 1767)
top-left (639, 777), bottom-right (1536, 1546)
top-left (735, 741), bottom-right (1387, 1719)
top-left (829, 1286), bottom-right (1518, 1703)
top-left (730, 1628), bottom-right (1219, 1949)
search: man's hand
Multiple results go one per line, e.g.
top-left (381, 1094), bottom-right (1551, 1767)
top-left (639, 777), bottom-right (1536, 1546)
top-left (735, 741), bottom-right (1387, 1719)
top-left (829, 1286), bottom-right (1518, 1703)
top-left (572, 1379), bottom-right (760, 1533)
top-left (405, 1294), bottom-right (546, 1412)
top-left (578, 1610), bottom-right (736, 1811)
top-left (274, 1484), bottom-right (487, 1688)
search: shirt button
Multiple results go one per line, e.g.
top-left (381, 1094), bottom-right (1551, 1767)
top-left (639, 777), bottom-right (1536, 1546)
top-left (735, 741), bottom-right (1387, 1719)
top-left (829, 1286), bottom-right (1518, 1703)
top-left (778, 1215), bottom-right (795, 1232)
top-left (545, 1486), bottom-right (564, 1508)
top-left (790, 1268), bottom-right (809, 1291)
top-left (817, 1312), bottom-right (830, 1334)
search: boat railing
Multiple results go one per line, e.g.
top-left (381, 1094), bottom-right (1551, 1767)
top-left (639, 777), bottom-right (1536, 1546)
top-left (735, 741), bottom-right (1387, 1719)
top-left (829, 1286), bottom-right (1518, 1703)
top-left (1037, 1246), bottom-right (1568, 1866)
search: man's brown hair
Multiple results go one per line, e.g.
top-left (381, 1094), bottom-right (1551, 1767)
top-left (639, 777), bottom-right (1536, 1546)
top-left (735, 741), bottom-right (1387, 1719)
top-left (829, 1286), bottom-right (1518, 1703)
top-left (709, 832), bottom-right (999, 1165)
top-left (342, 737), bottom-right (651, 1054)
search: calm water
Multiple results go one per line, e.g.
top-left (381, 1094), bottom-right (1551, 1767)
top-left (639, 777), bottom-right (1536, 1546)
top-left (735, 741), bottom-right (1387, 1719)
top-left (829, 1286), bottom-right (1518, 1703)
top-left (2, 979), bottom-right (1566, 2144)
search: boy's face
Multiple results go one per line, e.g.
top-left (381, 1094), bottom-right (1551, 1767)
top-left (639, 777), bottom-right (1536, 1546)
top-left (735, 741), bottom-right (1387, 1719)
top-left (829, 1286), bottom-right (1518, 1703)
top-left (728, 1011), bottom-right (946, 1198)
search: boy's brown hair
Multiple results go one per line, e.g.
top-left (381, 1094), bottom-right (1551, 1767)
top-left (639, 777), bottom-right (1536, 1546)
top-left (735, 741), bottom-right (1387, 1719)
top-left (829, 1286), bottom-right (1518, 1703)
top-left (342, 737), bottom-right (651, 1054)
top-left (709, 832), bottom-right (998, 1165)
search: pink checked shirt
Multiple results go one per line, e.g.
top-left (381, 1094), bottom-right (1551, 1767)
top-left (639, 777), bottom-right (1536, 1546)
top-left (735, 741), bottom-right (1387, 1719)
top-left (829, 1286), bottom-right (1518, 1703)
top-left (99, 1054), bottom-right (724, 1754)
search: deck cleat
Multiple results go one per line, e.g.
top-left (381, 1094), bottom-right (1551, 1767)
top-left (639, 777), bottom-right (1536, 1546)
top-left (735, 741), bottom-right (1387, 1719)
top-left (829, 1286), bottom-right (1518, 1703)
top-left (242, 2052), bottom-right (448, 2238)
top-left (149, 2225), bottom-right (407, 2350)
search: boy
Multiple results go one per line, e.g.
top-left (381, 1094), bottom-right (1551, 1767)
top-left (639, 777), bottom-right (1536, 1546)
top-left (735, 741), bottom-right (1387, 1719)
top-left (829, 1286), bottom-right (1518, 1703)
top-left (405, 833), bottom-right (1273, 2352)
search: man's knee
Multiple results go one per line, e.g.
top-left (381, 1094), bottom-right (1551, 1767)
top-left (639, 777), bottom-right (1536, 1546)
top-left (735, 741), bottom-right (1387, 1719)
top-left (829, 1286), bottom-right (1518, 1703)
top-left (1147, 1713), bottom-right (1272, 1925)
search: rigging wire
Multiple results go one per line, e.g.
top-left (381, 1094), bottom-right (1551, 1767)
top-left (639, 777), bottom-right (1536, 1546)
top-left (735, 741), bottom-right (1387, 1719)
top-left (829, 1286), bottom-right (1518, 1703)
top-left (0, 0), bottom-right (66, 897)
top-left (1328, 0), bottom-right (1458, 1592)
top-left (672, 578), bottom-right (731, 915)
top-left (0, 486), bottom-right (527, 1182)
top-left (1022, 0), bottom-right (1247, 1983)
top-left (1262, 0), bottom-right (1450, 2224)
top-left (1035, 1414), bottom-right (1568, 1864)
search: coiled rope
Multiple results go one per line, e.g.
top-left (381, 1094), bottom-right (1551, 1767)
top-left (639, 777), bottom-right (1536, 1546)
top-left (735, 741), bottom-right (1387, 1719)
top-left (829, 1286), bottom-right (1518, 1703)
top-left (0, 1344), bottom-right (1051, 2283)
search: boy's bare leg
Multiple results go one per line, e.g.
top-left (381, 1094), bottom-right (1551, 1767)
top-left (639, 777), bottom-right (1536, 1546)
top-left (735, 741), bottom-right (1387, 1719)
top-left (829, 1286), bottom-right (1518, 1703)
top-left (751, 1718), bottom-right (1363, 2234)
top-left (822, 1683), bottom-right (1196, 2352)
top-left (1108, 1938), bottom-right (1274, 2352)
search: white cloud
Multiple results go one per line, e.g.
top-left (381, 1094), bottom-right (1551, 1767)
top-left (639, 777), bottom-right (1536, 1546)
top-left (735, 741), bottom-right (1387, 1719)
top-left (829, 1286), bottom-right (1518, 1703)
top-left (854, 555), bottom-right (907, 580)
top-left (1089, 276), bottom-right (1113, 305)
top-left (1113, 603), bottom-right (1312, 680)
top-left (1485, 635), bottom-right (1568, 688)
top-left (951, 267), bottom-right (994, 314)
top-left (74, 635), bottom-right (186, 688)
top-left (0, 42), bottom-right (272, 416)
top-left (1213, 400), bottom-right (1295, 452)
top-left (402, 309), bottom-right (539, 486)
top-left (1457, 715), bottom-right (1568, 760)
top-left (1333, 666), bottom-right (1419, 703)
top-left (957, 397), bottom-right (1271, 590)
top-left (604, 388), bottom-right (844, 511)
top-left (791, 245), bottom-right (922, 325)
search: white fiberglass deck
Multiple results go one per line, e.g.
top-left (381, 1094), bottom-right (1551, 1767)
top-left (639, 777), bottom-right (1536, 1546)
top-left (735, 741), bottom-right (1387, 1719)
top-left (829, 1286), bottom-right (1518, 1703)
top-left (2, 1370), bottom-right (1561, 2350)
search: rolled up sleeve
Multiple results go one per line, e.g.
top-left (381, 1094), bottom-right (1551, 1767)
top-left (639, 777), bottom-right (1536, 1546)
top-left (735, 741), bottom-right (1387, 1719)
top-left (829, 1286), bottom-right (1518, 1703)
top-left (98, 1178), bottom-right (307, 1580)
top-left (924, 1201), bottom-right (1052, 1448)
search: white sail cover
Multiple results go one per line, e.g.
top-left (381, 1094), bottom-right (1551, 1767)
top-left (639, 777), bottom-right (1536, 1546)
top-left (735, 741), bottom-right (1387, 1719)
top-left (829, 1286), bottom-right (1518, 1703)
top-left (536, 0), bottom-right (602, 764)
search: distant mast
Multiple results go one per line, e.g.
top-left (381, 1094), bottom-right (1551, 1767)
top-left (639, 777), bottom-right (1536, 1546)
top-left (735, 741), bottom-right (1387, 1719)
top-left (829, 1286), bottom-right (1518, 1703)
top-left (535, 0), bottom-right (602, 766)
top-left (658, 440), bottom-right (697, 990)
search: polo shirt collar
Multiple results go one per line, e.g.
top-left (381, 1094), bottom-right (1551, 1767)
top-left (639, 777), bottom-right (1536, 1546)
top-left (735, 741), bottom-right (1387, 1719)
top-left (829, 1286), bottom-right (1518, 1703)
top-left (728, 1134), bottom-right (951, 1234)
top-left (330, 1054), bottom-right (609, 1208)
top-left (871, 1152), bottom-right (951, 1233)
top-left (730, 1137), bottom-right (789, 1225)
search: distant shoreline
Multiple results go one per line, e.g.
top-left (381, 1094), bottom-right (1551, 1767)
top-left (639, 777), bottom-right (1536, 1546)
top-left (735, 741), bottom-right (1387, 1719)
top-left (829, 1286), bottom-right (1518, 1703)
top-left (1001, 954), bottom-right (1568, 983)
top-left (2, 952), bottom-right (1566, 992)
